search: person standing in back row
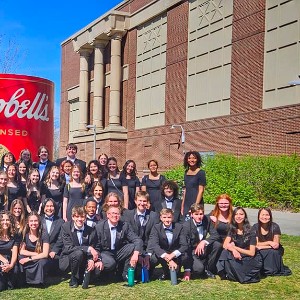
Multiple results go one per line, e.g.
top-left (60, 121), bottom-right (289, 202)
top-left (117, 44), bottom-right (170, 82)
top-left (181, 151), bottom-right (206, 219)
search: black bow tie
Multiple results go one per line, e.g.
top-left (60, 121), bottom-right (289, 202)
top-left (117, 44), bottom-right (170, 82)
top-left (196, 223), bottom-right (202, 227)
top-left (164, 228), bottom-right (173, 233)
top-left (138, 214), bottom-right (145, 218)
top-left (75, 228), bottom-right (84, 233)
top-left (87, 216), bottom-right (96, 220)
top-left (166, 200), bottom-right (173, 203)
top-left (45, 216), bottom-right (54, 221)
top-left (40, 161), bottom-right (48, 165)
top-left (110, 226), bottom-right (117, 231)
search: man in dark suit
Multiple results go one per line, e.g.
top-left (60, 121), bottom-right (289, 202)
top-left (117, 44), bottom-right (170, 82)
top-left (59, 206), bottom-right (99, 288)
top-left (147, 208), bottom-right (188, 279)
top-left (94, 205), bottom-right (143, 281)
top-left (155, 180), bottom-right (182, 223)
top-left (32, 146), bottom-right (55, 182)
top-left (55, 143), bottom-right (86, 175)
top-left (123, 191), bottom-right (160, 269)
top-left (182, 203), bottom-right (222, 280)
top-left (40, 198), bottom-right (64, 273)
top-left (84, 199), bottom-right (101, 228)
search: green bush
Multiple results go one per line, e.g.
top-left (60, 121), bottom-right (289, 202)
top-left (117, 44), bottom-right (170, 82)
top-left (163, 154), bottom-right (300, 211)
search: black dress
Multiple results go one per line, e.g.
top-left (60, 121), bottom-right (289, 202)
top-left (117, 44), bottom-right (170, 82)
top-left (20, 232), bottom-right (49, 284)
top-left (63, 185), bottom-right (86, 221)
top-left (7, 185), bottom-right (26, 210)
top-left (105, 176), bottom-right (127, 200)
top-left (120, 173), bottom-right (140, 210)
top-left (183, 170), bottom-right (206, 216)
top-left (217, 230), bottom-right (262, 283)
top-left (41, 183), bottom-right (65, 217)
top-left (0, 238), bottom-right (18, 291)
top-left (252, 222), bottom-right (291, 276)
top-left (141, 175), bottom-right (166, 211)
top-left (0, 194), bottom-right (5, 211)
top-left (27, 191), bottom-right (41, 213)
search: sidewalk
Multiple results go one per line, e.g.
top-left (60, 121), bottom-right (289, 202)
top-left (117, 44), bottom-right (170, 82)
top-left (204, 204), bottom-right (300, 236)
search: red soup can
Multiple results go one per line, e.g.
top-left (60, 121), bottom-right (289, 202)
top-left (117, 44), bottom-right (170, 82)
top-left (0, 74), bottom-right (54, 160)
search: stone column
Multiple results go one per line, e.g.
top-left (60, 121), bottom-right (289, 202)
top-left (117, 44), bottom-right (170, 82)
top-left (109, 33), bottom-right (122, 127)
top-left (93, 41), bottom-right (106, 129)
top-left (78, 48), bottom-right (92, 132)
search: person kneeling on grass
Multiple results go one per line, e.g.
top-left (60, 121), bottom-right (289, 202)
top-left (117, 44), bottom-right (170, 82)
top-left (147, 208), bottom-right (188, 280)
top-left (59, 206), bottom-right (99, 288)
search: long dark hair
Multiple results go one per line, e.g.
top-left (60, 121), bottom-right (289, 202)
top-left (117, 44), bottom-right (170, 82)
top-left (229, 207), bottom-right (251, 242)
top-left (0, 211), bottom-right (16, 238)
top-left (257, 207), bottom-right (273, 242)
top-left (87, 160), bottom-right (102, 180)
top-left (121, 160), bottom-right (137, 178)
top-left (23, 211), bottom-right (43, 253)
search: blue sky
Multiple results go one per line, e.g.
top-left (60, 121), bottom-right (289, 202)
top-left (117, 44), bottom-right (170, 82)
top-left (0, 0), bottom-right (121, 127)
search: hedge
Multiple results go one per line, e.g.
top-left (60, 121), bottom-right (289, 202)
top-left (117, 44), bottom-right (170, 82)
top-left (163, 154), bottom-right (300, 212)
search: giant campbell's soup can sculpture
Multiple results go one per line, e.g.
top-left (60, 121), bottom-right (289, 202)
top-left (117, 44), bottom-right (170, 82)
top-left (0, 74), bottom-right (54, 160)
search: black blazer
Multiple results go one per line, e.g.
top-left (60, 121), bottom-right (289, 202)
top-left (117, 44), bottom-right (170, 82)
top-left (122, 209), bottom-right (160, 251)
top-left (95, 219), bottom-right (143, 253)
top-left (41, 215), bottom-right (64, 255)
top-left (59, 221), bottom-right (96, 270)
top-left (55, 157), bottom-right (86, 175)
top-left (155, 197), bottom-right (182, 223)
top-left (33, 160), bottom-right (56, 182)
top-left (182, 215), bottom-right (220, 250)
top-left (147, 222), bottom-right (188, 257)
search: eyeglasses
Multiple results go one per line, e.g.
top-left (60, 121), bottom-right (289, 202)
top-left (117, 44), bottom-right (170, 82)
top-left (218, 203), bottom-right (230, 206)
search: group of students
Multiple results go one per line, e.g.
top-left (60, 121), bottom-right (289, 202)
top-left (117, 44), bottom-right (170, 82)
top-left (0, 145), bottom-right (292, 291)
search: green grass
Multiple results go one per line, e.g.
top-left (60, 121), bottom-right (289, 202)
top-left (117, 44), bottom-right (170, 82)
top-left (3, 235), bottom-right (300, 300)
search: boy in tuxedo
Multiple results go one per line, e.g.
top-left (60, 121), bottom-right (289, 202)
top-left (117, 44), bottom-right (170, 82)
top-left (94, 205), bottom-right (143, 281)
top-left (123, 191), bottom-right (160, 272)
top-left (84, 199), bottom-right (101, 228)
top-left (155, 180), bottom-right (182, 223)
top-left (59, 206), bottom-right (99, 288)
top-left (182, 203), bottom-right (222, 280)
top-left (41, 198), bottom-right (64, 273)
top-left (147, 208), bottom-right (188, 279)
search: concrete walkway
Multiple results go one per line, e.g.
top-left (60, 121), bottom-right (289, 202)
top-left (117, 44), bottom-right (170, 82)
top-left (204, 204), bottom-right (300, 236)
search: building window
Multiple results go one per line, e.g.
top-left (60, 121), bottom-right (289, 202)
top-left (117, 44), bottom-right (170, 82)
top-left (135, 13), bottom-right (167, 129)
top-left (69, 98), bottom-right (79, 140)
top-left (186, 0), bottom-right (233, 121)
top-left (264, 0), bottom-right (300, 108)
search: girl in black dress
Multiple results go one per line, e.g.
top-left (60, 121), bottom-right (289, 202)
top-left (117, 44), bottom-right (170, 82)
top-left (24, 169), bottom-right (42, 214)
top-left (41, 166), bottom-right (65, 218)
top-left (86, 181), bottom-right (104, 217)
top-left (0, 171), bottom-right (8, 211)
top-left (59, 160), bottom-right (74, 185)
top-left (62, 165), bottom-right (86, 222)
top-left (105, 157), bottom-right (129, 209)
top-left (17, 161), bottom-right (30, 189)
top-left (182, 151), bottom-right (206, 219)
top-left (98, 153), bottom-right (109, 178)
top-left (141, 159), bottom-right (166, 212)
top-left (6, 164), bottom-right (26, 211)
top-left (84, 160), bottom-right (105, 195)
top-left (253, 208), bottom-right (291, 276)
top-left (0, 211), bottom-right (18, 291)
top-left (19, 211), bottom-right (49, 286)
top-left (0, 152), bottom-right (16, 172)
top-left (120, 160), bottom-right (141, 210)
top-left (217, 207), bottom-right (262, 283)
top-left (10, 199), bottom-right (26, 239)
top-left (209, 194), bottom-right (233, 242)
top-left (17, 149), bottom-right (33, 169)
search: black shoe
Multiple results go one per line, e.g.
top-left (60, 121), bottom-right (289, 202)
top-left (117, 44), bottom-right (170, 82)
top-left (69, 276), bottom-right (79, 288)
top-left (204, 270), bottom-right (216, 279)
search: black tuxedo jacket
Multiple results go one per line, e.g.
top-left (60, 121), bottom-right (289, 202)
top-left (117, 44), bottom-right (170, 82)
top-left (95, 219), bottom-right (143, 253)
top-left (147, 222), bottom-right (188, 257)
top-left (55, 157), bottom-right (86, 175)
top-left (33, 160), bottom-right (56, 182)
top-left (41, 215), bottom-right (64, 255)
top-left (155, 197), bottom-right (182, 223)
top-left (182, 215), bottom-right (220, 249)
top-left (122, 209), bottom-right (160, 250)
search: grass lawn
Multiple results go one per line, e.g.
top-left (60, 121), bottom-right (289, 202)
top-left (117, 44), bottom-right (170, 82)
top-left (2, 235), bottom-right (300, 300)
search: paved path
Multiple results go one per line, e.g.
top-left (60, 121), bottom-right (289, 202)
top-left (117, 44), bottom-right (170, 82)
top-left (204, 204), bottom-right (300, 236)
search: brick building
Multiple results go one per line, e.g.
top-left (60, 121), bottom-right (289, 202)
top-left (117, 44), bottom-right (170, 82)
top-left (59, 0), bottom-right (300, 172)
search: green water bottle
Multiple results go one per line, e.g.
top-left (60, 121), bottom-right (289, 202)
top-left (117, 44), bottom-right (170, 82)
top-left (127, 267), bottom-right (135, 287)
